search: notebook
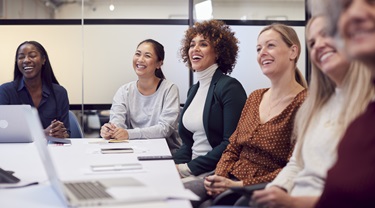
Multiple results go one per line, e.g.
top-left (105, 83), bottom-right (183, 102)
top-left (24, 107), bottom-right (165, 207)
top-left (0, 105), bottom-right (33, 143)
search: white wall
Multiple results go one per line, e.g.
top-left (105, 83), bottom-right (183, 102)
top-left (82, 25), bottom-right (189, 104)
top-left (230, 26), bottom-right (306, 94)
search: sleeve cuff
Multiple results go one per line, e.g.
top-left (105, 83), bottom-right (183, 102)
top-left (267, 179), bottom-right (293, 193)
top-left (178, 163), bottom-right (192, 178)
top-left (127, 128), bottom-right (141, 139)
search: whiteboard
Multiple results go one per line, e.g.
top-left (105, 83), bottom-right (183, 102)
top-left (0, 24), bottom-right (305, 105)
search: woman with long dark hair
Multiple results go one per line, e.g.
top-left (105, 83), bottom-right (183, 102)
top-left (100, 39), bottom-right (181, 154)
top-left (0, 40), bottom-right (70, 138)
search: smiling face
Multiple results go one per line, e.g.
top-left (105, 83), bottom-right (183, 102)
top-left (256, 29), bottom-right (297, 78)
top-left (339, 0), bottom-right (375, 67)
top-left (188, 34), bottom-right (217, 72)
top-left (308, 16), bottom-right (350, 86)
top-left (132, 42), bottom-right (162, 78)
top-left (17, 43), bottom-right (46, 81)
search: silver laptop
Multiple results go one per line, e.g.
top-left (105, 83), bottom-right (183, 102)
top-left (0, 105), bottom-right (33, 143)
top-left (24, 107), bottom-right (165, 207)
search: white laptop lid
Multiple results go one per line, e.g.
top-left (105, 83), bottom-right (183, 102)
top-left (0, 105), bottom-right (34, 143)
top-left (24, 107), bottom-right (70, 207)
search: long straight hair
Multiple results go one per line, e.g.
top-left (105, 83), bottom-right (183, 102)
top-left (14, 41), bottom-right (59, 86)
top-left (14, 41), bottom-right (61, 117)
top-left (293, 16), bottom-right (375, 164)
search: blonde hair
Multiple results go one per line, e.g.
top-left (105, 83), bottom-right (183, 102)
top-left (259, 23), bottom-right (308, 88)
top-left (293, 16), bottom-right (375, 164)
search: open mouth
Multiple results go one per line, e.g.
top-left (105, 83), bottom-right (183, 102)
top-left (261, 60), bottom-right (273, 65)
top-left (136, 64), bottom-right (146, 69)
top-left (23, 66), bottom-right (33, 71)
top-left (319, 51), bottom-right (334, 63)
top-left (192, 55), bottom-right (202, 61)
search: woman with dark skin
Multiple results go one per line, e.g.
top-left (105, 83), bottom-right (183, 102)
top-left (0, 41), bottom-right (70, 138)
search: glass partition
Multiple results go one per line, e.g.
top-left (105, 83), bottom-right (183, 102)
top-left (0, 0), bottom-right (307, 137)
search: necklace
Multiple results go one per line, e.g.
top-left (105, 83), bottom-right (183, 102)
top-left (267, 85), bottom-right (299, 118)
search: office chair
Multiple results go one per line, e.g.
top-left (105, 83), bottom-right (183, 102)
top-left (69, 111), bottom-right (84, 138)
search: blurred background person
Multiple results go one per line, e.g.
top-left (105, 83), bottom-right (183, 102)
top-left (251, 15), bottom-right (374, 208)
top-left (312, 0), bottom-right (375, 207)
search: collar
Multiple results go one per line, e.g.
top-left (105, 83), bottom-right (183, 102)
top-left (17, 78), bottom-right (51, 97)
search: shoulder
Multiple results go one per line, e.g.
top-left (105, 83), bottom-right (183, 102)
top-left (0, 81), bottom-right (16, 91)
top-left (161, 79), bottom-right (178, 89)
top-left (214, 74), bottom-right (244, 93)
top-left (248, 88), bottom-right (268, 99)
top-left (117, 81), bottom-right (137, 92)
top-left (295, 89), bottom-right (308, 104)
top-left (216, 74), bottom-right (242, 85)
top-left (52, 83), bottom-right (68, 95)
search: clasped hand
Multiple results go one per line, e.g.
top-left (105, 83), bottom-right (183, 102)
top-left (45, 119), bottom-right (69, 138)
top-left (100, 123), bottom-right (129, 140)
top-left (204, 175), bottom-right (243, 196)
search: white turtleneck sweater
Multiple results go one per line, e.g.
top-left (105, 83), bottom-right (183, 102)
top-left (184, 64), bottom-right (218, 159)
top-left (178, 63), bottom-right (218, 177)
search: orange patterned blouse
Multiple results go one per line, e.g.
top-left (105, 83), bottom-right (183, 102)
top-left (215, 88), bottom-right (307, 186)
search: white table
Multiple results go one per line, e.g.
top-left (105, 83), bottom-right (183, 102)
top-left (0, 138), bottom-right (192, 208)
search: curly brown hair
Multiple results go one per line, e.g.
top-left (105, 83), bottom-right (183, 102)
top-left (180, 20), bottom-right (239, 74)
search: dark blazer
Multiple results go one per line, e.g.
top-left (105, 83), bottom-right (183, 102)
top-left (173, 68), bottom-right (247, 176)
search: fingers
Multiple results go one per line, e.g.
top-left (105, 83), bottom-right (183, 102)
top-left (111, 128), bottom-right (129, 140)
top-left (100, 123), bottom-right (117, 139)
top-left (204, 175), bottom-right (227, 196)
top-left (49, 120), bottom-right (68, 138)
top-left (251, 189), bottom-right (274, 208)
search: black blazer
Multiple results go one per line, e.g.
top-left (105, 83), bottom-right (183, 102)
top-left (174, 68), bottom-right (247, 176)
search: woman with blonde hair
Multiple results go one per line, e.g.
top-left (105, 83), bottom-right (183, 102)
top-left (198, 23), bottom-right (308, 207)
top-left (251, 15), bottom-right (374, 208)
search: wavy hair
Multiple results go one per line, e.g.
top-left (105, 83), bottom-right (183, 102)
top-left (180, 20), bottom-right (239, 74)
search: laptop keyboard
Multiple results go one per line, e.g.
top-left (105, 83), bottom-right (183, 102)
top-left (65, 181), bottom-right (112, 200)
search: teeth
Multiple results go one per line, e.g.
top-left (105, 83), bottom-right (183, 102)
top-left (193, 55), bottom-right (202, 60)
top-left (320, 52), bottom-right (334, 62)
top-left (262, 60), bottom-right (272, 65)
top-left (137, 64), bottom-right (146, 69)
top-left (24, 66), bottom-right (33, 70)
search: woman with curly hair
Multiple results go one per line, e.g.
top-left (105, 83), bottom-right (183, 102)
top-left (173, 20), bottom-right (247, 181)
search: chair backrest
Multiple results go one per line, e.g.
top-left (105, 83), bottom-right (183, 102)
top-left (68, 111), bottom-right (83, 138)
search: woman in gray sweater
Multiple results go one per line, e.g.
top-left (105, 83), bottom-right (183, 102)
top-left (100, 39), bottom-right (181, 154)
